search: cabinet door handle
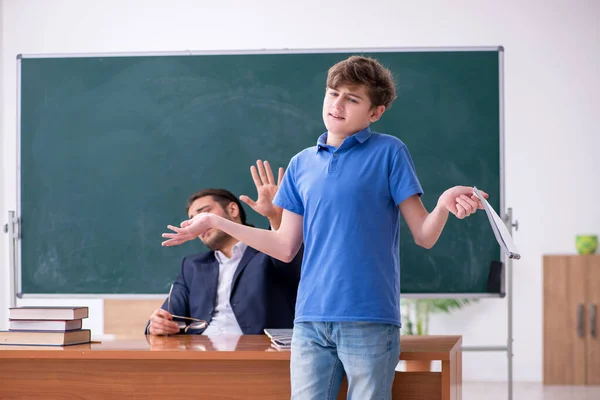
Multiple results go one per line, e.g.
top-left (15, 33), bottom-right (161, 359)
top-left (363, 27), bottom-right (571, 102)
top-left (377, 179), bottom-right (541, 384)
top-left (578, 304), bottom-right (584, 338)
top-left (591, 304), bottom-right (597, 338)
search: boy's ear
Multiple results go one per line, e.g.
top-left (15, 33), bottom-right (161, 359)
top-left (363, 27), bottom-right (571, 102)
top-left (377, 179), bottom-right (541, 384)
top-left (369, 105), bottom-right (386, 123)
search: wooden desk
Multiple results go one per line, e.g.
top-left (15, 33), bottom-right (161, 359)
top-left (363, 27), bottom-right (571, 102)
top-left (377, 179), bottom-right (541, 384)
top-left (0, 334), bottom-right (461, 400)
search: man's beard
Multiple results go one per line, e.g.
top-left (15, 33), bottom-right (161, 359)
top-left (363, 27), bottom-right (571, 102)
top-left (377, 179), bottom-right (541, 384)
top-left (202, 229), bottom-right (234, 251)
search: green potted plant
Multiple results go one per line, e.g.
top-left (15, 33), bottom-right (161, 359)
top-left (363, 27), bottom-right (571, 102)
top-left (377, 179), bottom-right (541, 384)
top-left (401, 298), bottom-right (474, 371)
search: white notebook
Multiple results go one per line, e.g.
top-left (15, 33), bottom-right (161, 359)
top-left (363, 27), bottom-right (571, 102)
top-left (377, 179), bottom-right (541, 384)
top-left (264, 329), bottom-right (293, 340)
top-left (473, 186), bottom-right (520, 260)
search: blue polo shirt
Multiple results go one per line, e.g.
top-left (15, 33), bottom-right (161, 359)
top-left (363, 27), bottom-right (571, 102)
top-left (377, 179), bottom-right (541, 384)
top-left (274, 127), bottom-right (423, 326)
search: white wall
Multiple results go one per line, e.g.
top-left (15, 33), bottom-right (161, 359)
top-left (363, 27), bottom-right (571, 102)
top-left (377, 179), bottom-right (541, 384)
top-left (2, 0), bottom-right (599, 382)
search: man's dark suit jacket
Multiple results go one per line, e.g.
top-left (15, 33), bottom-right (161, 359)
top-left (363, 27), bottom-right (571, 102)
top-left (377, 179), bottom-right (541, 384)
top-left (147, 245), bottom-right (302, 334)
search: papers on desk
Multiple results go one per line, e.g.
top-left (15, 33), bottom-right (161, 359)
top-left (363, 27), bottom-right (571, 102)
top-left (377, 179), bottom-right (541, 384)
top-left (264, 328), bottom-right (292, 350)
top-left (473, 187), bottom-right (521, 260)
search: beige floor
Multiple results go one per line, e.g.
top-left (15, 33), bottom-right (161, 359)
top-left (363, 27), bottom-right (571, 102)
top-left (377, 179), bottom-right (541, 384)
top-left (463, 382), bottom-right (600, 400)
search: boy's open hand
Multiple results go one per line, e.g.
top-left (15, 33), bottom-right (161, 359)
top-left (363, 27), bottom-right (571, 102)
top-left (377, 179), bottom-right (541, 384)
top-left (161, 212), bottom-right (213, 247)
top-left (240, 160), bottom-right (284, 219)
top-left (438, 186), bottom-right (488, 219)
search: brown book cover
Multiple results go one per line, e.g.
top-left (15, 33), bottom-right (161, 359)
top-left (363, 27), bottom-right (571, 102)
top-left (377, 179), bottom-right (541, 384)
top-left (0, 329), bottom-right (91, 346)
top-left (8, 306), bottom-right (89, 321)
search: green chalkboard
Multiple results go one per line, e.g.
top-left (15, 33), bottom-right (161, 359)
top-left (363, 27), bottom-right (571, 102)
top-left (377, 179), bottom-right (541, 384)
top-left (18, 48), bottom-right (502, 295)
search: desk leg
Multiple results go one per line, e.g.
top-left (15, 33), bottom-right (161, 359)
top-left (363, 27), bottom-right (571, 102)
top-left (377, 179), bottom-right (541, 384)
top-left (442, 359), bottom-right (450, 400)
top-left (441, 352), bottom-right (462, 400)
top-left (457, 350), bottom-right (462, 400)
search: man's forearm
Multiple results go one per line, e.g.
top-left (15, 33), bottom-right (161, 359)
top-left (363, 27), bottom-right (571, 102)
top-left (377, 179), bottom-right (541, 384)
top-left (418, 204), bottom-right (450, 249)
top-left (212, 216), bottom-right (298, 262)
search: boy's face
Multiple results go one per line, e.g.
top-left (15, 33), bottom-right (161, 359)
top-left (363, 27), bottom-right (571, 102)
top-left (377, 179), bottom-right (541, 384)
top-left (322, 84), bottom-right (385, 137)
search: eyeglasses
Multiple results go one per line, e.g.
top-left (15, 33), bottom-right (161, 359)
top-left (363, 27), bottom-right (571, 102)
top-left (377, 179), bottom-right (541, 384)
top-left (168, 283), bottom-right (208, 333)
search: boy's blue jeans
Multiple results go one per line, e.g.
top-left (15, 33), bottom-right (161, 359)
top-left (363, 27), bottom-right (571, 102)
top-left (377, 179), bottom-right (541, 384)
top-left (290, 321), bottom-right (401, 400)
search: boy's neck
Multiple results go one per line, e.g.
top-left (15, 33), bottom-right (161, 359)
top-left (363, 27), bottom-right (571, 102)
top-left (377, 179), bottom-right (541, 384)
top-left (327, 131), bottom-right (360, 149)
top-left (326, 126), bottom-right (369, 148)
top-left (326, 132), bottom-right (352, 148)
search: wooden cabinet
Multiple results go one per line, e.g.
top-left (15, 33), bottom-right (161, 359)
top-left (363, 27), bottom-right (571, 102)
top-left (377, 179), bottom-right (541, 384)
top-left (543, 255), bottom-right (600, 385)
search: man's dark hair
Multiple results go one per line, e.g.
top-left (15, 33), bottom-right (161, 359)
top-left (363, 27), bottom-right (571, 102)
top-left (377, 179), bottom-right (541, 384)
top-left (186, 188), bottom-right (249, 226)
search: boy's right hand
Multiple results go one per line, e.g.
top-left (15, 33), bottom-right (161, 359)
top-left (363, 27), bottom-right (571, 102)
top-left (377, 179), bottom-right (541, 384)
top-left (162, 212), bottom-right (214, 247)
top-left (240, 160), bottom-right (284, 226)
top-left (148, 308), bottom-right (180, 335)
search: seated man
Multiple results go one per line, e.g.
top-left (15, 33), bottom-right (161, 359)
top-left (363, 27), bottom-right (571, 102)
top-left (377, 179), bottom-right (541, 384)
top-left (147, 161), bottom-right (301, 335)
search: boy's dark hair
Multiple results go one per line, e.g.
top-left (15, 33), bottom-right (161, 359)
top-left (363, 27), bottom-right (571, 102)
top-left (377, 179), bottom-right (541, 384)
top-left (186, 188), bottom-right (249, 226)
top-left (326, 56), bottom-right (397, 109)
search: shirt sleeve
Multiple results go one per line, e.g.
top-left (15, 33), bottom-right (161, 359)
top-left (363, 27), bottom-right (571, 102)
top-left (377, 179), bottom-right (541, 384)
top-left (273, 156), bottom-right (304, 216)
top-left (390, 144), bottom-right (424, 206)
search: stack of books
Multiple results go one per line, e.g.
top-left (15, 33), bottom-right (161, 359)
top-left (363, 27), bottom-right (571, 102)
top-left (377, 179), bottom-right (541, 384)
top-left (0, 306), bottom-right (91, 346)
top-left (264, 328), bottom-right (292, 350)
